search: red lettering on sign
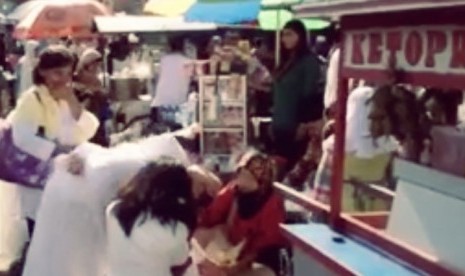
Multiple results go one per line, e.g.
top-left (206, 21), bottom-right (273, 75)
top-left (450, 30), bottom-right (465, 68)
top-left (351, 33), bottom-right (365, 64)
top-left (386, 31), bottom-right (402, 67)
top-left (405, 31), bottom-right (423, 66)
top-left (368, 33), bottom-right (382, 64)
top-left (425, 31), bottom-right (447, 68)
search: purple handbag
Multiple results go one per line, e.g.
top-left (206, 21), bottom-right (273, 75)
top-left (0, 120), bottom-right (63, 189)
top-left (0, 91), bottom-right (73, 189)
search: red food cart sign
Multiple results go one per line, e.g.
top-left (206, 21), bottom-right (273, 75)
top-left (341, 8), bottom-right (465, 89)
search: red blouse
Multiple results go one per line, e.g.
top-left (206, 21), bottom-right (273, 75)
top-left (199, 183), bottom-right (287, 256)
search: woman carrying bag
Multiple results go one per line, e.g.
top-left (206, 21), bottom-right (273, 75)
top-left (0, 45), bottom-right (99, 272)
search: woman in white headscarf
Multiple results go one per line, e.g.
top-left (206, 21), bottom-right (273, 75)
top-left (74, 48), bottom-right (112, 147)
top-left (313, 85), bottom-right (398, 209)
top-left (16, 40), bottom-right (39, 98)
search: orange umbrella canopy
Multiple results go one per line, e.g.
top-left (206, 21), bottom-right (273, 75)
top-left (14, 0), bottom-right (111, 39)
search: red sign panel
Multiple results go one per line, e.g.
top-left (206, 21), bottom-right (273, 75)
top-left (340, 8), bottom-right (465, 89)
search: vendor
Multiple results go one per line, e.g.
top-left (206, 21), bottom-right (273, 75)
top-left (74, 48), bottom-right (112, 147)
top-left (150, 35), bottom-right (192, 130)
top-left (196, 150), bottom-right (287, 276)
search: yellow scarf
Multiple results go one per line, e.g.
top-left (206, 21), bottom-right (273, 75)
top-left (7, 85), bottom-right (98, 144)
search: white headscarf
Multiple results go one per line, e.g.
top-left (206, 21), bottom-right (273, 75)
top-left (324, 86), bottom-right (398, 158)
top-left (76, 48), bottom-right (102, 74)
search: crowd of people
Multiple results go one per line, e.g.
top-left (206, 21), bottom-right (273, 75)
top-left (0, 14), bottom-right (461, 275)
top-left (0, 20), bottom-right (319, 276)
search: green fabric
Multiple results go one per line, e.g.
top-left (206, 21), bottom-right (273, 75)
top-left (342, 184), bottom-right (390, 213)
top-left (261, 0), bottom-right (302, 8)
top-left (258, 9), bottom-right (293, 30)
top-left (258, 9), bottom-right (330, 30)
top-left (272, 54), bottom-right (320, 131)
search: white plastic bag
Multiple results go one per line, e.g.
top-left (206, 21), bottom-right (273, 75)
top-left (0, 179), bottom-right (29, 271)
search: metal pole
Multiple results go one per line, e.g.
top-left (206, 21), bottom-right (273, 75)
top-left (329, 44), bottom-right (348, 230)
top-left (275, 10), bottom-right (281, 68)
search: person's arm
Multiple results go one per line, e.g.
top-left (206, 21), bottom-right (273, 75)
top-left (198, 184), bottom-right (235, 228)
top-left (218, 194), bottom-right (286, 275)
top-left (56, 85), bottom-right (100, 144)
top-left (69, 94), bottom-right (100, 144)
top-left (241, 194), bottom-right (286, 260)
top-left (247, 57), bottom-right (272, 92)
top-left (74, 111), bottom-right (99, 143)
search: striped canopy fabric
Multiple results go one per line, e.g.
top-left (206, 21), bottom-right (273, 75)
top-left (143, 0), bottom-right (329, 29)
top-left (185, 0), bottom-right (261, 24)
top-left (144, 0), bottom-right (261, 24)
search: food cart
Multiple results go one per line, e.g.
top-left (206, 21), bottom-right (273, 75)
top-left (93, 15), bottom-right (219, 134)
top-left (276, 1), bottom-right (465, 275)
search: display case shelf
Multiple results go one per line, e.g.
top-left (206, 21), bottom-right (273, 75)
top-left (198, 75), bottom-right (248, 173)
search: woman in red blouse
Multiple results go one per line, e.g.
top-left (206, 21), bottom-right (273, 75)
top-left (195, 150), bottom-right (288, 276)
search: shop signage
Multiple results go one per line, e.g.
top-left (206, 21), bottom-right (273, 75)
top-left (343, 26), bottom-right (465, 75)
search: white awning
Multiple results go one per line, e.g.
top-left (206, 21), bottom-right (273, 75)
top-left (293, 0), bottom-right (465, 20)
top-left (94, 15), bottom-right (217, 33)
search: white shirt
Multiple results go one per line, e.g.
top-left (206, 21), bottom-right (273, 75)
top-left (151, 53), bottom-right (192, 107)
top-left (324, 48), bottom-right (340, 109)
top-left (106, 201), bottom-right (196, 276)
top-left (17, 41), bottom-right (39, 98)
top-left (57, 100), bottom-right (79, 146)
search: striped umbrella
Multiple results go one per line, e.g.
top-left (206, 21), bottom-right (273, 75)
top-left (143, 0), bottom-right (329, 30)
top-left (12, 0), bottom-right (111, 39)
top-left (144, 0), bottom-right (261, 24)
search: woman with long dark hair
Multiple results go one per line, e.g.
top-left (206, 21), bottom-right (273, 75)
top-left (106, 156), bottom-right (198, 276)
top-left (272, 20), bottom-right (322, 175)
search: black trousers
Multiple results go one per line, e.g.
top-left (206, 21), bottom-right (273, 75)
top-left (273, 128), bottom-right (307, 173)
top-left (26, 218), bottom-right (35, 238)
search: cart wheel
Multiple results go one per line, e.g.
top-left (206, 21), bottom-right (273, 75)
top-left (279, 247), bottom-right (294, 276)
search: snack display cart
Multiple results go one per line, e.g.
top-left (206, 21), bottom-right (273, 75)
top-left (276, 1), bottom-right (465, 275)
top-left (199, 74), bottom-right (248, 173)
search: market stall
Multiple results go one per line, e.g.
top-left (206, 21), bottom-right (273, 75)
top-left (92, 15), bottom-right (220, 133)
top-left (93, 15), bottom-right (218, 34)
top-left (276, 1), bottom-right (465, 275)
